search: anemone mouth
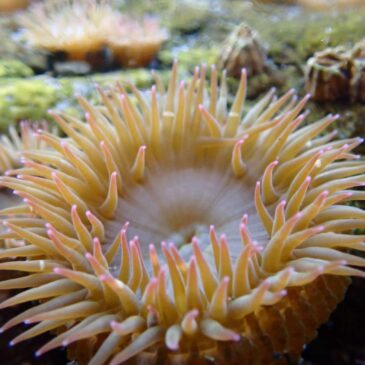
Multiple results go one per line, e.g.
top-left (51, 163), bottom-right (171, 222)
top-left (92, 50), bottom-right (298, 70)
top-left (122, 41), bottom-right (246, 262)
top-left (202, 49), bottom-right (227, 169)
top-left (0, 63), bottom-right (364, 365)
top-left (105, 149), bottom-right (267, 268)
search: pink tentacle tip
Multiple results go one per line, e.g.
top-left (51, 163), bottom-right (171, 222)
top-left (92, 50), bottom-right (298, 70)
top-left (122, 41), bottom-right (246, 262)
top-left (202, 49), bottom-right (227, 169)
top-left (99, 274), bottom-right (108, 282)
top-left (294, 212), bottom-right (304, 220)
top-left (254, 245), bottom-right (264, 253)
top-left (304, 93), bottom-right (312, 100)
top-left (321, 190), bottom-right (329, 197)
top-left (8, 341), bottom-right (14, 347)
top-left (85, 252), bottom-right (93, 260)
top-left (53, 267), bottom-right (62, 274)
top-left (261, 279), bottom-right (271, 289)
top-left (232, 333), bottom-right (241, 342)
top-left (110, 320), bottom-right (118, 329)
top-left (35, 350), bottom-right (42, 357)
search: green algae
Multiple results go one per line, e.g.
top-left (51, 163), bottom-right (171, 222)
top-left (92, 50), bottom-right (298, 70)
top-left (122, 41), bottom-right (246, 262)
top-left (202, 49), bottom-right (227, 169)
top-left (0, 78), bottom-right (59, 130)
top-left (0, 60), bottom-right (33, 78)
top-left (159, 46), bottom-right (219, 70)
top-left (0, 68), bottom-right (172, 131)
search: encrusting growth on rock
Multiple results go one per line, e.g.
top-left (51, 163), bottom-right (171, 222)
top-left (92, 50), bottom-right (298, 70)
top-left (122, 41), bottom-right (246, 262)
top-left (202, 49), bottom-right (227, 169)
top-left (0, 63), bottom-right (364, 365)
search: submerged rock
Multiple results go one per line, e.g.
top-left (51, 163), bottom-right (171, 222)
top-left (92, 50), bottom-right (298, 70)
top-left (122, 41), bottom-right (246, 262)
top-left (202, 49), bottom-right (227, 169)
top-left (217, 23), bottom-right (268, 78)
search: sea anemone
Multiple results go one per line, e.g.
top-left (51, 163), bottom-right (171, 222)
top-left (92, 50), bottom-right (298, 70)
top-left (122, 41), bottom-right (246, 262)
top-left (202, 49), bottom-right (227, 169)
top-left (305, 47), bottom-right (352, 102)
top-left (19, 0), bottom-right (167, 69)
top-left (107, 16), bottom-right (168, 68)
top-left (0, 64), bottom-right (365, 365)
top-left (0, 121), bottom-right (54, 219)
top-left (19, 0), bottom-right (114, 61)
top-left (0, 121), bottom-right (53, 175)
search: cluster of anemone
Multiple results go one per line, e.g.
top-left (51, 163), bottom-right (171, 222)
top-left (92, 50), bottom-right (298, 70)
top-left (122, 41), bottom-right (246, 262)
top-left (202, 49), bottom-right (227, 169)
top-left (0, 121), bottom-right (55, 216)
top-left (0, 121), bottom-right (52, 175)
top-left (0, 64), bottom-right (364, 365)
top-left (19, 0), bottom-right (167, 67)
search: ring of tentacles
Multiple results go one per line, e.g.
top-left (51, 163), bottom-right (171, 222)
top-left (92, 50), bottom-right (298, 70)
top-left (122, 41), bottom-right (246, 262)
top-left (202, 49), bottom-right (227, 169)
top-left (0, 64), bottom-right (364, 365)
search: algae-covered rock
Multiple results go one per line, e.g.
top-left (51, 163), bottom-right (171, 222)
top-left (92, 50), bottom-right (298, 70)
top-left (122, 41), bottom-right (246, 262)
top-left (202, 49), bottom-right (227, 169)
top-left (159, 46), bottom-right (219, 71)
top-left (0, 68), bottom-right (172, 131)
top-left (168, 0), bottom-right (209, 33)
top-left (0, 59), bottom-right (33, 78)
top-left (0, 78), bottom-right (59, 130)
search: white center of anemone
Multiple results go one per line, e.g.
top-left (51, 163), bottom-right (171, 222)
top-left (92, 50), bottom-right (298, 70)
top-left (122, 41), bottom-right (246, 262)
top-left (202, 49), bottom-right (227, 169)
top-left (105, 161), bottom-right (268, 267)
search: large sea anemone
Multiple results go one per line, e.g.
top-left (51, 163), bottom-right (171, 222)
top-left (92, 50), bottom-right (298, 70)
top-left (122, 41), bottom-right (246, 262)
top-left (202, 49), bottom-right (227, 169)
top-left (0, 64), bottom-right (365, 365)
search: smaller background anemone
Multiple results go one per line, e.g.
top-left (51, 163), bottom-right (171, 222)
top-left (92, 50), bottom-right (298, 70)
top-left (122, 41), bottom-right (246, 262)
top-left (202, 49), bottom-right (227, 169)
top-left (0, 0), bottom-right (28, 13)
top-left (106, 16), bottom-right (168, 68)
top-left (19, 0), bottom-right (168, 69)
top-left (0, 120), bottom-right (56, 209)
top-left (18, 0), bottom-right (115, 61)
top-left (0, 121), bottom-right (53, 175)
